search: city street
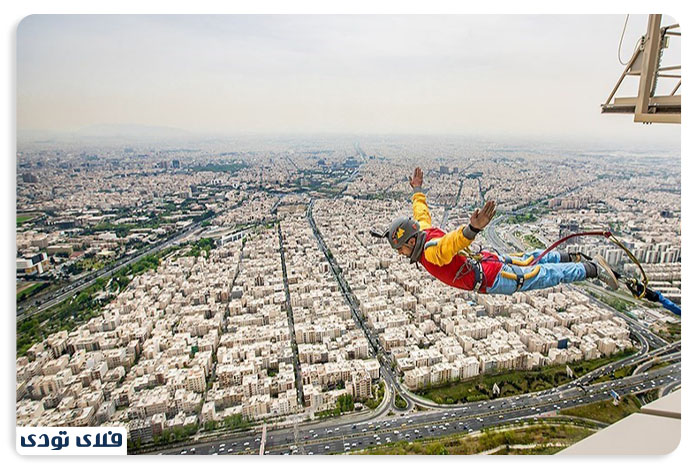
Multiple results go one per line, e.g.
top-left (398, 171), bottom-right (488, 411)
top-left (163, 361), bottom-right (680, 455)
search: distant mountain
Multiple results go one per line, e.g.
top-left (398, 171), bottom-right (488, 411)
top-left (18, 124), bottom-right (195, 144)
top-left (74, 124), bottom-right (193, 139)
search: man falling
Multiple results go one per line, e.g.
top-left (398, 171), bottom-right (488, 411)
top-left (375, 167), bottom-right (618, 295)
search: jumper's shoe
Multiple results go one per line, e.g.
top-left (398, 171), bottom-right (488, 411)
top-left (570, 252), bottom-right (592, 262)
top-left (592, 255), bottom-right (619, 291)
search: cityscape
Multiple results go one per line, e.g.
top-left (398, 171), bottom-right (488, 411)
top-left (16, 135), bottom-right (681, 455)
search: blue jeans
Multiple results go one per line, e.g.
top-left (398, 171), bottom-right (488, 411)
top-left (486, 249), bottom-right (587, 295)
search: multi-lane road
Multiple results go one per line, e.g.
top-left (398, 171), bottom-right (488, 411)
top-left (17, 219), bottom-right (209, 320)
top-left (162, 361), bottom-right (680, 455)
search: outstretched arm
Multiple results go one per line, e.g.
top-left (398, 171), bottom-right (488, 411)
top-left (410, 167), bottom-right (432, 229)
top-left (423, 227), bottom-right (473, 266)
top-left (423, 200), bottom-right (497, 266)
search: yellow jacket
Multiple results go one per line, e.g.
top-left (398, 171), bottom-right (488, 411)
top-left (412, 191), bottom-right (475, 267)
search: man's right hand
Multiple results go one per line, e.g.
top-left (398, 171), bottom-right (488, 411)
top-left (409, 167), bottom-right (423, 189)
top-left (470, 200), bottom-right (497, 231)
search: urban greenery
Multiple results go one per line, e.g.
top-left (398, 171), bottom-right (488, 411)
top-left (16, 282), bottom-right (48, 302)
top-left (416, 349), bottom-right (636, 405)
top-left (590, 364), bottom-right (637, 384)
top-left (559, 394), bottom-right (642, 424)
top-left (394, 394), bottom-right (408, 409)
top-left (506, 213), bottom-right (538, 224)
top-left (522, 234), bottom-right (545, 249)
top-left (585, 289), bottom-right (633, 313)
top-left (653, 321), bottom-right (681, 343)
top-left (67, 254), bottom-right (112, 274)
top-left (152, 424), bottom-right (199, 445)
top-left (316, 394), bottom-right (355, 418)
top-left (364, 381), bottom-right (386, 409)
top-left (358, 423), bottom-right (595, 455)
top-left (190, 162), bottom-right (248, 174)
top-left (186, 237), bottom-right (215, 257)
top-left (641, 388), bottom-right (661, 404)
top-left (17, 214), bottom-right (37, 226)
top-left (202, 414), bottom-right (251, 432)
top-left (646, 360), bottom-right (672, 372)
top-left (17, 246), bottom-right (178, 356)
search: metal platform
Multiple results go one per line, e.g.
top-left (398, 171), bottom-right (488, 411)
top-left (601, 15), bottom-right (680, 124)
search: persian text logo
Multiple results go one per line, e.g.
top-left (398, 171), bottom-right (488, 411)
top-left (17, 426), bottom-right (127, 455)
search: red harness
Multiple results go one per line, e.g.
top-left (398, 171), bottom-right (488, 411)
top-left (418, 227), bottom-right (502, 293)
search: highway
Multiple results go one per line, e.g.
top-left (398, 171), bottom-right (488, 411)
top-left (162, 362), bottom-right (680, 455)
top-left (17, 219), bottom-right (208, 320)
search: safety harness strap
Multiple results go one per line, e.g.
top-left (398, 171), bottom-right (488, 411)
top-left (472, 261), bottom-right (486, 293)
top-left (515, 274), bottom-right (526, 291)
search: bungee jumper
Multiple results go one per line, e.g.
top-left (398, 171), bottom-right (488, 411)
top-left (371, 167), bottom-right (681, 315)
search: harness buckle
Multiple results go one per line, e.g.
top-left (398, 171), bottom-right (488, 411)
top-left (472, 261), bottom-right (486, 293)
top-left (454, 258), bottom-right (486, 293)
top-left (515, 274), bottom-right (526, 292)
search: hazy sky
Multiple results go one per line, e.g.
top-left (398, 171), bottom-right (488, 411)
top-left (17, 14), bottom-right (680, 147)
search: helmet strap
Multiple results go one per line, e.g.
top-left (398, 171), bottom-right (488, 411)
top-left (409, 231), bottom-right (427, 264)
